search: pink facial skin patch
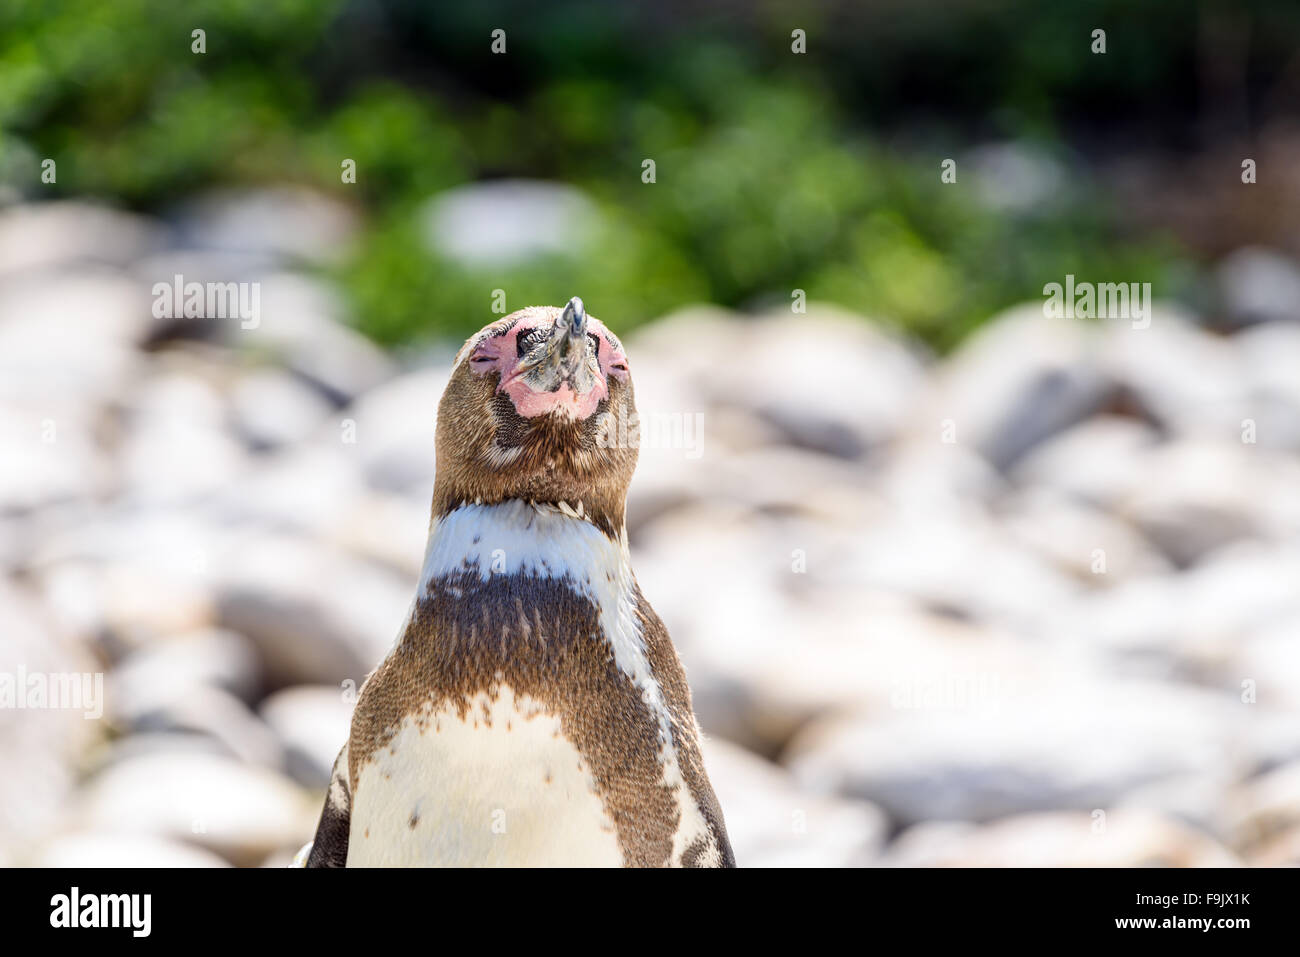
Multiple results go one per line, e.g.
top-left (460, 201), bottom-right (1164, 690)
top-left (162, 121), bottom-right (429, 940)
top-left (467, 314), bottom-right (630, 420)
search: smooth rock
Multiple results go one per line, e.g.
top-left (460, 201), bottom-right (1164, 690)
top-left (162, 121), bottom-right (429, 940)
top-left (999, 485), bottom-right (1172, 583)
top-left (175, 187), bottom-right (358, 265)
top-left (919, 304), bottom-right (1113, 471)
top-left (0, 403), bottom-right (109, 512)
top-left (203, 442), bottom-right (370, 538)
top-left (111, 684), bottom-right (285, 770)
top-left (881, 810), bottom-right (1240, 866)
top-left (422, 180), bottom-right (600, 267)
top-left (1233, 613), bottom-right (1300, 711)
top-left (213, 534), bottom-right (411, 687)
top-left (76, 751), bottom-right (315, 866)
top-left (1099, 312), bottom-right (1250, 439)
top-left (239, 274), bottom-right (393, 403)
top-left (1009, 415), bottom-right (1162, 509)
top-left (229, 369), bottom-right (334, 450)
top-left (690, 307), bottom-right (928, 458)
top-left (0, 578), bottom-right (102, 861)
top-left (1112, 440), bottom-right (1300, 566)
top-left (338, 367), bottom-right (447, 497)
top-left (1060, 541), bottom-right (1300, 682)
top-left (966, 141), bottom-right (1070, 212)
top-left (1217, 246), bottom-right (1300, 327)
top-left (1245, 827), bottom-right (1300, 867)
top-left (0, 269), bottom-right (148, 405)
top-left (33, 832), bottom-right (231, 868)
top-left (109, 628), bottom-right (262, 704)
top-left (1234, 320), bottom-right (1300, 449)
top-left (0, 202), bottom-right (163, 275)
top-left (1225, 761), bottom-right (1300, 859)
top-left (787, 680), bottom-right (1244, 826)
top-left (326, 492), bottom-right (429, 579)
top-left (843, 504), bottom-right (1080, 634)
top-left (636, 512), bottom-right (1046, 755)
top-left (118, 372), bottom-right (248, 506)
top-left (259, 685), bottom-right (355, 788)
top-left (703, 737), bottom-right (886, 867)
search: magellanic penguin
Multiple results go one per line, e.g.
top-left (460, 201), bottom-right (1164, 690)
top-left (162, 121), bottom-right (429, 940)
top-left (302, 297), bottom-right (734, 868)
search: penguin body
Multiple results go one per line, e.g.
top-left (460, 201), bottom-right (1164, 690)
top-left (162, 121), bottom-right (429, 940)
top-left (305, 300), bottom-right (733, 868)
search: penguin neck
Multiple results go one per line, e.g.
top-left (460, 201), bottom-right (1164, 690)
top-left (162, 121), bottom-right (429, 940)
top-left (417, 498), bottom-right (634, 602)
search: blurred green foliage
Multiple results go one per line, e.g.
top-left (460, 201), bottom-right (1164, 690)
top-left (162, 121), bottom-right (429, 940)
top-left (2, 0), bottom-right (1294, 349)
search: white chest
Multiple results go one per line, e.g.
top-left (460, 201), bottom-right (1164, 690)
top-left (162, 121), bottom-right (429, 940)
top-left (347, 687), bottom-right (623, 867)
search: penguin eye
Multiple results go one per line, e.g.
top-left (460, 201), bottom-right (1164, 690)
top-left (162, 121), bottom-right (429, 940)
top-left (517, 327), bottom-right (546, 357)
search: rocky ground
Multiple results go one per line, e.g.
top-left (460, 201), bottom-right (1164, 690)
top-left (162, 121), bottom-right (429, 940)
top-left (2, 194), bottom-right (1299, 867)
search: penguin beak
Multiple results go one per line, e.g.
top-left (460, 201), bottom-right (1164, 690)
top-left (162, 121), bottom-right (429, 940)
top-left (523, 297), bottom-right (597, 395)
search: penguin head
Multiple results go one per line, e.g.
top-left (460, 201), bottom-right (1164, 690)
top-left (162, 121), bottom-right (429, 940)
top-left (432, 298), bottom-right (638, 535)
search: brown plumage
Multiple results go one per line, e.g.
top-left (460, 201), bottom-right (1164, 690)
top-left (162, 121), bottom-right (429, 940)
top-left (305, 300), bottom-right (734, 867)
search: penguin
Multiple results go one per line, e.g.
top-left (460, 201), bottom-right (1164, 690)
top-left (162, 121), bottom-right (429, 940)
top-left (302, 297), bottom-right (734, 868)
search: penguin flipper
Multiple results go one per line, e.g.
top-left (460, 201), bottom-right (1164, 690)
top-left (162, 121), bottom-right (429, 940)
top-left (305, 742), bottom-right (352, 867)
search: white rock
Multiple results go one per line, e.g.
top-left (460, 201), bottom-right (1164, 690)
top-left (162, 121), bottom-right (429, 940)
top-left (1217, 246), bottom-right (1300, 326)
top-left (0, 269), bottom-right (149, 406)
top-left (109, 628), bottom-right (262, 704)
top-left (843, 504), bottom-right (1081, 635)
top-left (1111, 440), bottom-right (1300, 566)
top-left (202, 441), bottom-right (369, 538)
top-left (239, 273), bottom-right (393, 402)
top-left (112, 684), bottom-right (284, 770)
top-left (260, 685), bottom-right (355, 788)
top-left (0, 403), bottom-right (110, 511)
top-left (0, 579), bottom-right (102, 861)
top-left (118, 372), bottom-right (248, 506)
top-left (1234, 320), bottom-right (1300, 449)
top-left (918, 304), bottom-right (1112, 471)
top-left (229, 369), bottom-right (333, 449)
top-left (881, 810), bottom-right (1240, 866)
top-left (1099, 311), bottom-right (1250, 439)
top-left (28, 514), bottom-right (223, 650)
top-left (175, 187), bottom-right (358, 265)
top-left (1061, 541), bottom-right (1300, 680)
top-left (422, 180), bottom-right (600, 267)
top-left (1010, 415), bottom-right (1161, 509)
top-left (76, 751), bottom-right (315, 866)
top-left (33, 832), bottom-right (231, 868)
top-left (874, 437), bottom-right (1007, 514)
top-left (787, 680), bottom-right (1245, 826)
top-left (340, 366), bottom-right (448, 496)
top-left (1116, 771), bottom-right (1237, 839)
top-left (326, 493), bottom-right (430, 579)
top-left (677, 307), bottom-right (928, 458)
top-left (0, 202), bottom-right (163, 275)
top-left (626, 306), bottom-right (742, 398)
top-left (999, 485), bottom-right (1172, 583)
top-left (1245, 826), bottom-right (1300, 866)
top-left (966, 142), bottom-right (1070, 212)
top-left (213, 534), bottom-right (411, 687)
top-left (703, 737), bottom-right (887, 867)
top-left (1225, 762), bottom-right (1300, 859)
top-left (1233, 613), bottom-right (1300, 711)
top-left (636, 512), bottom-right (1046, 753)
